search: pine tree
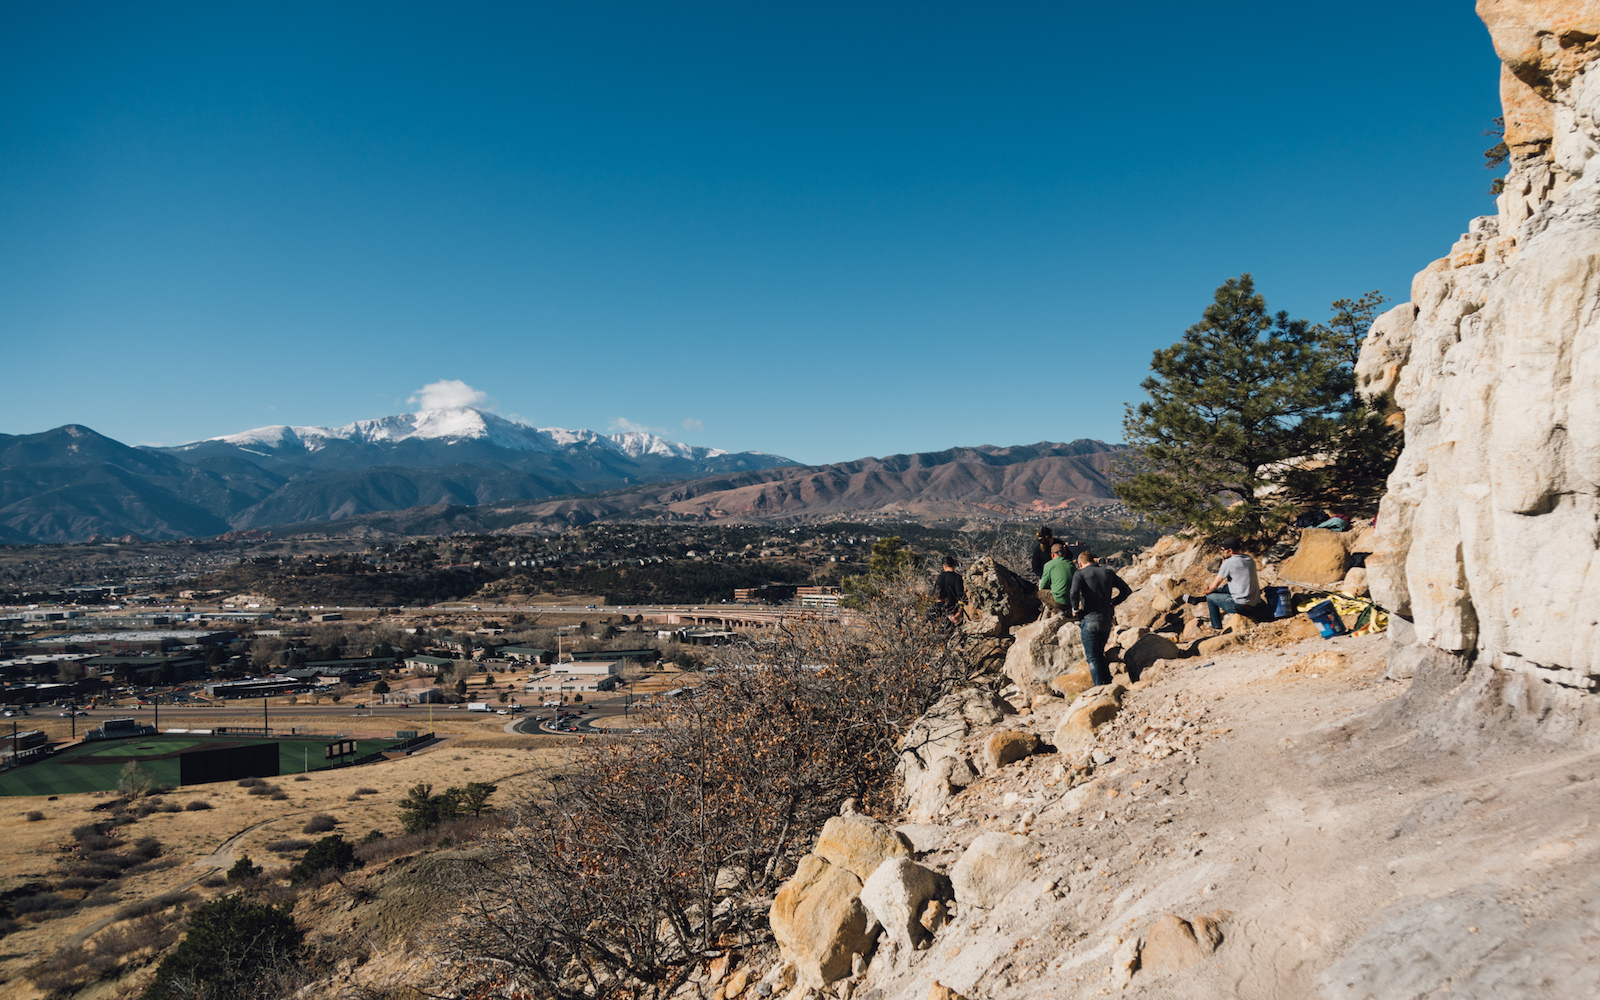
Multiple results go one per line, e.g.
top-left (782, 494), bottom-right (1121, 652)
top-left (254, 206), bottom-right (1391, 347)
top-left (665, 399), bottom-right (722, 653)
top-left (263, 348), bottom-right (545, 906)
top-left (1115, 274), bottom-right (1345, 540)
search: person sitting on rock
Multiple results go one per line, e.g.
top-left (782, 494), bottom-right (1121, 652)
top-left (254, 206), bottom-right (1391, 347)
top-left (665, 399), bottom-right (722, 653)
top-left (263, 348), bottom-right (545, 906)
top-left (932, 555), bottom-right (965, 623)
top-left (1030, 527), bottom-right (1056, 579)
top-left (1188, 536), bottom-right (1264, 629)
top-left (1037, 541), bottom-right (1074, 615)
top-left (1070, 549), bottom-right (1131, 687)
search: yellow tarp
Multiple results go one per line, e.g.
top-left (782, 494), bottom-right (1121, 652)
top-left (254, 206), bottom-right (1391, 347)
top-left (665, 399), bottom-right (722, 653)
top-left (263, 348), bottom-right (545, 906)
top-left (1295, 593), bottom-right (1389, 636)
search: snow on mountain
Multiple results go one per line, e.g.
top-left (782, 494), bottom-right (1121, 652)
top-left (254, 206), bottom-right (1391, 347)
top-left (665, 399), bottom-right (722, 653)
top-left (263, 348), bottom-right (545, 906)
top-left (606, 430), bottom-right (729, 460)
top-left (193, 407), bottom-right (735, 460)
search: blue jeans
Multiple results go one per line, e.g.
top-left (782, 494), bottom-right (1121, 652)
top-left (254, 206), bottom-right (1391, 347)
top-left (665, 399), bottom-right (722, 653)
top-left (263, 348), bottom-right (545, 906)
top-left (1079, 613), bottom-right (1112, 687)
top-left (1205, 589), bottom-right (1239, 629)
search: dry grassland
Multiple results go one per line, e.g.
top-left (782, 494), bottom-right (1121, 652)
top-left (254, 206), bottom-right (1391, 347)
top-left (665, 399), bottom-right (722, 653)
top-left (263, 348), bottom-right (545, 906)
top-left (0, 734), bottom-right (578, 999)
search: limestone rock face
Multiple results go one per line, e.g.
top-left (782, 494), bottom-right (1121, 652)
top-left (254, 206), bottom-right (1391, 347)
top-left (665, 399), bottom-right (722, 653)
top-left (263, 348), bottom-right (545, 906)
top-left (1003, 613), bottom-right (1087, 697)
top-left (948, 832), bottom-right (1039, 908)
top-left (814, 815), bottom-right (911, 882)
top-left (961, 556), bottom-right (1040, 637)
top-left (769, 854), bottom-right (876, 987)
top-left (1352, 2), bottom-right (1600, 717)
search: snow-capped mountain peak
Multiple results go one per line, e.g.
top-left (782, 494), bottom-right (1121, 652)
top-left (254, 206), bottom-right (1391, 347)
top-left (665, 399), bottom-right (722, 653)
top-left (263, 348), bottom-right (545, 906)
top-left (189, 407), bottom-right (748, 463)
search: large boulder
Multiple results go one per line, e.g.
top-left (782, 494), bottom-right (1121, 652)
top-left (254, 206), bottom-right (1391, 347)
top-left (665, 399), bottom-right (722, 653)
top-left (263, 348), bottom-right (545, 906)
top-left (1121, 633), bottom-right (1186, 676)
top-left (1053, 685), bottom-right (1124, 751)
top-left (982, 731), bottom-right (1040, 772)
top-left (814, 815), bottom-right (911, 882)
top-left (1003, 613), bottom-right (1087, 698)
top-left (1140, 912), bottom-right (1225, 975)
top-left (770, 855), bottom-right (877, 987)
top-left (949, 832), bottom-right (1039, 908)
top-left (1278, 528), bottom-right (1351, 585)
top-left (897, 688), bottom-right (1011, 821)
top-left (1049, 666), bottom-right (1095, 697)
top-left (858, 857), bottom-right (943, 957)
top-left (961, 557), bottom-right (1040, 637)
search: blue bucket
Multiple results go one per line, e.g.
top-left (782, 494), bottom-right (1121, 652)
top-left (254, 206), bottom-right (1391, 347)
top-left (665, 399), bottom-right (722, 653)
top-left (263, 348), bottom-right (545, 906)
top-left (1264, 586), bottom-right (1293, 619)
top-left (1305, 599), bottom-right (1347, 638)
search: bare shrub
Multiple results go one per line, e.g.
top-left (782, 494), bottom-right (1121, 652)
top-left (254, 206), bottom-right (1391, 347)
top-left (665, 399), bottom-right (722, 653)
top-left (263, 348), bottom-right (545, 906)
top-left (302, 814), bottom-right (338, 833)
top-left (355, 787), bottom-right (379, 796)
top-left (443, 583), bottom-right (969, 999)
top-left (115, 890), bottom-right (196, 921)
top-left (13, 893), bottom-right (77, 921)
top-left (269, 791), bottom-right (289, 801)
top-left (237, 777), bottom-right (265, 787)
top-left (246, 784), bottom-right (280, 796)
top-left (184, 799), bottom-right (213, 811)
top-left (58, 876), bottom-right (103, 890)
top-left (265, 838), bottom-right (312, 854)
top-left (94, 912), bottom-right (181, 960)
top-left (293, 775), bottom-right (311, 781)
top-left (24, 810), bottom-right (43, 822)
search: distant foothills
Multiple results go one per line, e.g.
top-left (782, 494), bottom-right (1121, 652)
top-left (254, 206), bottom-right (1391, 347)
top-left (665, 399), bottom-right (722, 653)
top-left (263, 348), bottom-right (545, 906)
top-left (0, 407), bottom-right (1125, 544)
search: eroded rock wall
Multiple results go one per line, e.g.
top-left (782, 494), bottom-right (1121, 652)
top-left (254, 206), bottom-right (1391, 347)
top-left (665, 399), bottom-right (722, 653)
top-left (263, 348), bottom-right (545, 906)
top-left (1358, 0), bottom-right (1600, 732)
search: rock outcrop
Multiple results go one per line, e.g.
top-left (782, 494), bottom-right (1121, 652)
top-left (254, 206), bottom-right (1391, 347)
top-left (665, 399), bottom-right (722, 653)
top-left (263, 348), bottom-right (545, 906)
top-left (961, 556), bottom-right (1040, 637)
top-left (1355, 0), bottom-right (1600, 737)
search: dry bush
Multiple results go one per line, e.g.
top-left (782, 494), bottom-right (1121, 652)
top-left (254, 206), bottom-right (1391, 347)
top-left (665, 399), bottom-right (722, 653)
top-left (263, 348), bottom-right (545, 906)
top-left (269, 791), bottom-right (289, 801)
top-left (237, 777), bottom-right (265, 787)
top-left (354, 816), bottom-right (500, 865)
top-left (265, 838), bottom-right (312, 854)
top-left (302, 813), bottom-right (338, 833)
top-left (443, 584), bottom-right (970, 1000)
top-left (94, 912), bottom-right (181, 960)
top-left (115, 889), bottom-right (196, 920)
top-left (185, 799), bottom-right (213, 811)
top-left (246, 783), bottom-right (281, 796)
top-left (12, 892), bottom-right (76, 919)
top-left (355, 787), bottom-right (379, 796)
top-left (24, 810), bottom-right (43, 821)
top-left (58, 876), bottom-right (103, 891)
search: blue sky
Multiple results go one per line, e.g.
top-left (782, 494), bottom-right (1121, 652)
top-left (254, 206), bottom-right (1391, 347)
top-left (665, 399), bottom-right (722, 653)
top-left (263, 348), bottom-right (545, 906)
top-left (1, 1), bottom-right (1502, 465)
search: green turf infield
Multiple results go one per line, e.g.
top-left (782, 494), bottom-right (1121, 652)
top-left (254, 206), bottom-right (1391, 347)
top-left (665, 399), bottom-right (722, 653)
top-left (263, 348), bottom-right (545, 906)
top-left (0, 734), bottom-right (399, 797)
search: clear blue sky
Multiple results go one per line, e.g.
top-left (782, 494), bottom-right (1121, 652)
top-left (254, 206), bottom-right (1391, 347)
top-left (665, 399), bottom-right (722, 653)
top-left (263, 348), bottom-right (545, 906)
top-left (1, 1), bottom-right (1503, 465)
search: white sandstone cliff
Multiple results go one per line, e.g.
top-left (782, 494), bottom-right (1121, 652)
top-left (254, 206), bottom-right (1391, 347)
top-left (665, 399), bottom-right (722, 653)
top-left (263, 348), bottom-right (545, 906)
top-left (1357, 0), bottom-right (1600, 737)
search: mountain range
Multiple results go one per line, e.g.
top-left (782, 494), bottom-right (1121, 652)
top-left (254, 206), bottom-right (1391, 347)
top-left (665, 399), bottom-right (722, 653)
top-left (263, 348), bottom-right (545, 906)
top-left (0, 409), bottom-right (1125, 543)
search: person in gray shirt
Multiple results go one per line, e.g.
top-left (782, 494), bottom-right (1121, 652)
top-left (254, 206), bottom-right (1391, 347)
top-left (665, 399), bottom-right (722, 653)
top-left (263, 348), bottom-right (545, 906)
top-left (1191, 536), bottom-right (1262, 629)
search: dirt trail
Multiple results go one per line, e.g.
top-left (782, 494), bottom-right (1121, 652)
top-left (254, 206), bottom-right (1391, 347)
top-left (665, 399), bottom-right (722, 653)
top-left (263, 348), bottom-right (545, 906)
top-left (864, 630), bottom-right (1600, 999)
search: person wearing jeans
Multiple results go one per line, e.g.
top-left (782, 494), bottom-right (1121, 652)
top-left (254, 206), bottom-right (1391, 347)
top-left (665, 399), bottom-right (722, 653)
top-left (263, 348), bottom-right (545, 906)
top-left (1069, 550), bottom-right (1132, 687)
top-left (1196, 537), bottom-right (1262, 629)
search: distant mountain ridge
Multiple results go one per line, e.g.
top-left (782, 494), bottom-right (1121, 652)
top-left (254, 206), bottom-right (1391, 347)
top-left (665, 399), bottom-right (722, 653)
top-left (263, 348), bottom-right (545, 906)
top-left (0, 412), bottom-right (1125, 543)
top-left (0, 410), bottom-right (794, 544)
top-left (261, 440), bottom-right (1129, 537)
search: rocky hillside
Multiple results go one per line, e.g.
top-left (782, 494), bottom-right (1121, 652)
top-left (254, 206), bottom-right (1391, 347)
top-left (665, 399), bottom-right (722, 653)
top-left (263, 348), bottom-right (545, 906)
top-left (1355, 0), bottom-right (1600, 742)
top-left (259, 440), bottom-right (1126, 537)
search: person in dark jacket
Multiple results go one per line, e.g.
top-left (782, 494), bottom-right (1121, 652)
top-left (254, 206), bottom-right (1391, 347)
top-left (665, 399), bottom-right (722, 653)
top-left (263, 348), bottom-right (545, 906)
top-left (1069, 549), bottom-right (1131, 687)
top-left (933, 556), bottom-right (965, 623)
top-left (1030, 527), bottom-right (1056, 579)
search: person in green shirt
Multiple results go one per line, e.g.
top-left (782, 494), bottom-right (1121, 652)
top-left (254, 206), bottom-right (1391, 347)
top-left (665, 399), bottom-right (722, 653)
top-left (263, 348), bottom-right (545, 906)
top-left (1036, 541), bottom-right (1074, 614)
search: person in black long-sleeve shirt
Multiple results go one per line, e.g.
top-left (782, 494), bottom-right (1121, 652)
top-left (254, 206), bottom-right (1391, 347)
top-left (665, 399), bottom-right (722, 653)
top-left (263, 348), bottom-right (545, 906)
top-left (933, 556), bottom-right (965, 623)
top-left (1030, 527), bottom-right (1055, 579)
top-left (1069, 550), bottom-right (1131, 687)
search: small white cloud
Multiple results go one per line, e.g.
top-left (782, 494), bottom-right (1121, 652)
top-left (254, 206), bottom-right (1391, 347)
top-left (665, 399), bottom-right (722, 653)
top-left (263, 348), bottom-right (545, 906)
top-left (608, 417), bottom-right (669, 436)
top-left (409, 379), bottom-right (489, 411)
top-left (681, 418), bottom-right (704, 432)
